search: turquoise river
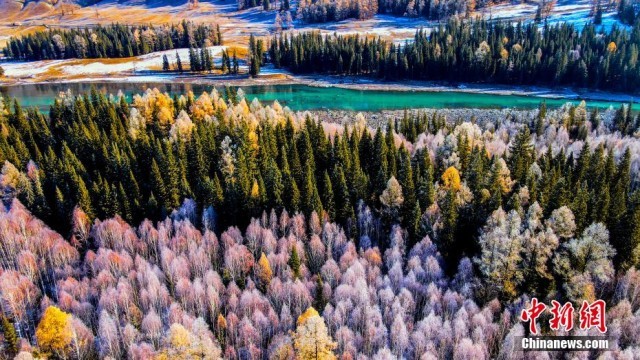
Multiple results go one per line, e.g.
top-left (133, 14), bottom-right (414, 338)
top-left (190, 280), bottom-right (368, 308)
top-left (0, 82), bottom-right (636, 112)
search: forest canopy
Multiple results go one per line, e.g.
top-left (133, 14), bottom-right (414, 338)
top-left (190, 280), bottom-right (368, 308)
top-left (269, 20), bottom-right (640, 92)
top-left (3, 21), bottom-right (223, 61)
top-left (0, 89), bottom-right (639, 358)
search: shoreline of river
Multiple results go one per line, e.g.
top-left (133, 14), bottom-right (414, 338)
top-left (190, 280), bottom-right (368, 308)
top-left (1, 70), bottom-right (638, 106)
top-left (294, 75), bottom-right (639, 104)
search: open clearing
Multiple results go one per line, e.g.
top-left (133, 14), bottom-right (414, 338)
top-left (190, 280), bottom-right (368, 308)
top-left (1, 46), bottom-right (226, 83)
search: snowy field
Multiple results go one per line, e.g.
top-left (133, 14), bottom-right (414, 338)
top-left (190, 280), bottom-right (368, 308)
top-left (1, 59), bottom-right (66, 77)
top-left (0, 46), bottom-right (226, 81)
top-left (295, 15), bottom-right (438, 43)
top-left (544, 4), bottom-right (630, 31)
top-left (486, 0), bottom-right (629, 31)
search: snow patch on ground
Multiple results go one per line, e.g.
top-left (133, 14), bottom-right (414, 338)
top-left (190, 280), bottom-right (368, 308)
top-left (294, 14), bottom-right (436, 42)
top-left (2, 47), bottom-right (227, 79)
top-left (60, 62), bottom-right (133, 75)
top-left (2, 60), bottom-right (65, 77)
top-left (480, 3), bottom-right (535, 20)
top-left (545, 9), bottom-right (628, 31)
top-left (485, 0), bottom-right (629, 31)
top-left (60, 46), bottom-right (226, 75)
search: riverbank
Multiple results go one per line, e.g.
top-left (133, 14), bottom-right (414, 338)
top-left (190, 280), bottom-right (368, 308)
top-left (1, 66), bottom-right (638, 106)
top-left (297, 75), bottom-right (639, 104)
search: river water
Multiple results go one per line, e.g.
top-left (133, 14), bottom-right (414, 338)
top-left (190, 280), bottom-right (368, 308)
top-left (0, 82), bottom-right (635, 112)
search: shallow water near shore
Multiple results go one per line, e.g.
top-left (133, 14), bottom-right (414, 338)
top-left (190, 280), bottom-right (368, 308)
top-left (0, 82), bottom-right (636, 112)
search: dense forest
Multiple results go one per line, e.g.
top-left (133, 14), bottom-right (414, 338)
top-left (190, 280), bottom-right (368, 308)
top-left (238, 0), bottom-right (291, 11)
top-left (377, 0), bottom-right (472, 19)
top-left (295, 0), bottom-right (379, 23)
top-left (269, 20), bottom-right (640, 92)
top-left (296, 0), bottom-right (472, 22)
top-left (3, 21), bottom-right (223, 61)
top-left (286, 0), bottom-right (484, 22)
top-left (0, 89), bottom-right (639, 358)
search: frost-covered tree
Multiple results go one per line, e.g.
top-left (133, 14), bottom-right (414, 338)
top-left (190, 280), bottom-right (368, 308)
top-left (475, 208), bottom-right (523, 300)
top-left (554, 223), bottom-right (616, 302)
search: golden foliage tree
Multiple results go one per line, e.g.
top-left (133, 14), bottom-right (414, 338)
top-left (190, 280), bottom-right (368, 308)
top-left (157, 323), bottom-right (222, 360)
top-left (441, 166), bottom-right (461, 191)
top-left (36, 306), bottom-right (73, 358)
top-left (256, 252), bottom-right (273, 292)
top-left (293, 307), bottom-right (336, 360)
top-left (216, 314), bottom-right (227, 347)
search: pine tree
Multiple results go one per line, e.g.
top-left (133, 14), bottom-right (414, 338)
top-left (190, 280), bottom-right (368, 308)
top-left (594, 3), bottom-right (603, 24)
top-left (622, 203), bottom-right (640, 270)
top-left (189, 47), bottom-right (200, 72)
top-left (232, 50), bottom-right (239, 74)
top-left (303, 162), bottom-right (323, 217)
top-left (54, 186), bottom-right (67, 225)
top-left (399, 150), bottom-right (416, 230)
top-left (535, 5), bottom-right (543, 22)
top-left (609, 149), bottom-right (632, 268)
top-left (1, 315), bottom-right (19, 357)
top-left (264, 158), bottom-right (284, 209)
top-left (162, 54), bottom-right (170, 71)
top-left (322, 171), bottom-right (335, 219)
top-left (289, 246), bottom-right (301, 279)
top-left (150, 159), bottom-right (167, 209)
top-left (176, 52), bottom-right (184, 73)
top-left (221, 51), bottom-right (229, 74)
top-left (202, 45), bottom-right (213, 72)
top-left (216, 24), bottom-right (223, 45)
top-left (417, 152), bottom-right (435, 209)
top-left (282, 152), bottom-right (300, 211)
top-left (508, 127), bottom-right (534, 185)
top-left (571, 182), bottom-right (589, 233)
top-left (334, 166), bottom-right (354, 224)
top-left (74, 174), bottom-right (94, 220)
top-left (249, 35), bottom-right (263, 77)
top-left (372, 129), bottom-right (389, 197)
top-left (162, 142), bottom-right (181, 209)
top-left (313, 277), bottom-right (327, 312)
top-left (438, 189), bottom-right (459, 268)
top-left (250, 54), bottom-right (261, 77)
top-left (408, 200), bottom-right (422, 246)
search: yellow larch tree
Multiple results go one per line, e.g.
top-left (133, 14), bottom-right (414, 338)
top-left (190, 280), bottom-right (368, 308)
top-left (36, 306), bottom-right (73, 358)
top-left (293, 307), bottom-right (336, 360)
top-left (256, 252), bottom-right (273, 292)
top-left (441, 166), bottom-right (461, 191)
